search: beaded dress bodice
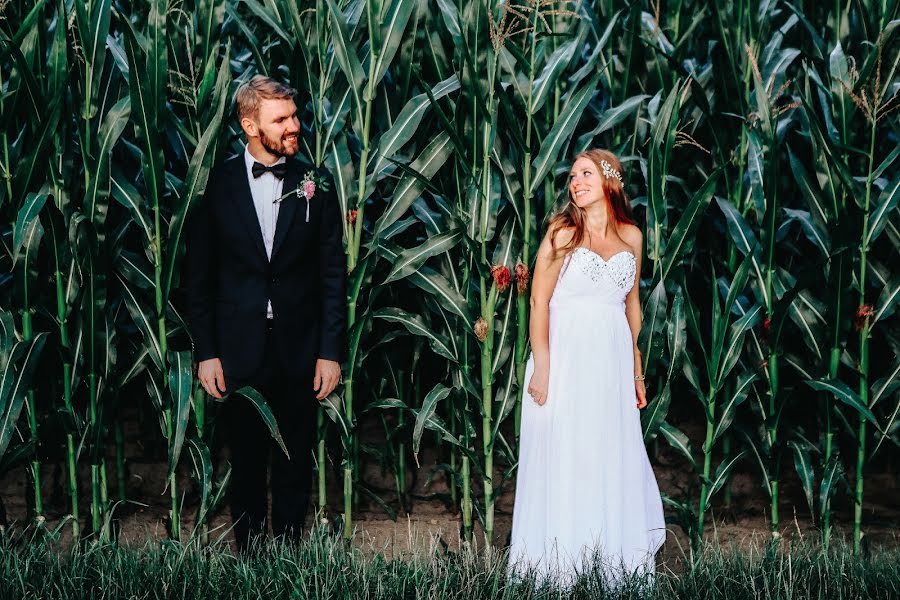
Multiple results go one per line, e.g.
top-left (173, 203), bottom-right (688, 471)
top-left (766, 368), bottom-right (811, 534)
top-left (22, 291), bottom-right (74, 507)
top-left (551, 247), bottom-right (637, 309)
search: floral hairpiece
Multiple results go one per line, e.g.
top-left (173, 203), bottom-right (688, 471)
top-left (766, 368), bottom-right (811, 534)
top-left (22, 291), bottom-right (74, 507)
top-left (600, 159), bottom-right (622, 182)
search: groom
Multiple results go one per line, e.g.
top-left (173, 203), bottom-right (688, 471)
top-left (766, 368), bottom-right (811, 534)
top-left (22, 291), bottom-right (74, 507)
top-left (184, 75), bottom-right (346, 550)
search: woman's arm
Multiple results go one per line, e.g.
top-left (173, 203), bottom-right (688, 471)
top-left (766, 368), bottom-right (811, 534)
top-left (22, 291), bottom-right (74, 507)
top-left (620, 224), bottom-right (647, 408)
top-left (527, 224), bottom-right (572, 405)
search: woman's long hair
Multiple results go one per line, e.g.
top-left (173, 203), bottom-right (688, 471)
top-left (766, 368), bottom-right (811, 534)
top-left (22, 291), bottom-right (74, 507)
top-left (548, 148), bottom-right (635, 253)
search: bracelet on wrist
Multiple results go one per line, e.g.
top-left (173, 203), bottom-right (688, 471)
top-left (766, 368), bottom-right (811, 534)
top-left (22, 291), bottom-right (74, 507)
top-left (634, 374), bottom-right (645, 381)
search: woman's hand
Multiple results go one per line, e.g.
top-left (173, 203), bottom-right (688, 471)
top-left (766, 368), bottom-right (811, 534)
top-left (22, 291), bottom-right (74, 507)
top-left (635, 378), bottom-right (647, 409)
top-left (527, 367), bottom-right (549, 406)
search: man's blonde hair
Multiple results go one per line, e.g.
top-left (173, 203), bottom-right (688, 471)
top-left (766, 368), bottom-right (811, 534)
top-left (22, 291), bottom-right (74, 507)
top-left (234, 75), bottom-right (297, 121)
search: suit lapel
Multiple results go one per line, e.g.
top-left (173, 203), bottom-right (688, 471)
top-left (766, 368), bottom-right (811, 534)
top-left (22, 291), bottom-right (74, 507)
top-left (230, 157), bottom-right (268, 262)
top-left (271, 159), bottom-right (303, 259)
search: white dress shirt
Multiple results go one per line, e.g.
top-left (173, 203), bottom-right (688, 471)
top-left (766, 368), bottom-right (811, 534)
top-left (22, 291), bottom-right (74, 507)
top-left (243, 145), bottom-right (285, 319)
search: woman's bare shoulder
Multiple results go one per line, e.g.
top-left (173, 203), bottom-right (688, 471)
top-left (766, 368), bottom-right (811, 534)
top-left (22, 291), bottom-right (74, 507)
top-left (545, 221), bottom-right (576, 247)
top-left (618, 222), bottom-right (643, 249)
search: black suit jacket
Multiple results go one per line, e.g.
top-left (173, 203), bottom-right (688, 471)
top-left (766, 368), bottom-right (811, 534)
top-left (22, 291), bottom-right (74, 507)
top-left (184, 154), bottom-right (346, 382)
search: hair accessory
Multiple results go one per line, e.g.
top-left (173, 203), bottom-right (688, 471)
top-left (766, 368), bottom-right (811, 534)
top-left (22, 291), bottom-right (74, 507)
top-left (600, 159), bottom-right (622, 182)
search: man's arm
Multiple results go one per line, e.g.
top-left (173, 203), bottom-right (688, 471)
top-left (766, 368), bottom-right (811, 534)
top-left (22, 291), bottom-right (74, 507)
top-left (185, 175), bottom-right (218, 363)
top-left (317, 169), bottom-right (347, 362)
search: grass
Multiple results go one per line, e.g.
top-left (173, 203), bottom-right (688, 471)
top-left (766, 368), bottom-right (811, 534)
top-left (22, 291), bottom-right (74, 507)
top-left (0, 526), bottom-right (896, 599)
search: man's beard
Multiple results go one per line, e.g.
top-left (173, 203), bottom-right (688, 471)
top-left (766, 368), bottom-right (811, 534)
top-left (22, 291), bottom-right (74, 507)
top-left (259, 129), bottom-right (298, 157)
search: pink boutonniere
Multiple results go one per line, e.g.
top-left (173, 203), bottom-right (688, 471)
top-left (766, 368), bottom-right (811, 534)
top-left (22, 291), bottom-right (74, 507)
top-left (299, 171), bottom-right (317, 222)
top-left (274, 170), bottom-right (329, 222)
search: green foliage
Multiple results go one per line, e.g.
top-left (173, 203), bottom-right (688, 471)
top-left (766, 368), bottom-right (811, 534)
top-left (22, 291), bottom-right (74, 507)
top-left (0, 532), bottom-right (897, 599)
top-left (0, 0), bottom-right (897, 556)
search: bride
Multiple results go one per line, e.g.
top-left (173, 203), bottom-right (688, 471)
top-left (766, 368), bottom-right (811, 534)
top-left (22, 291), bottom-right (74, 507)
top-left (509, 148), bottom-right (666, 586)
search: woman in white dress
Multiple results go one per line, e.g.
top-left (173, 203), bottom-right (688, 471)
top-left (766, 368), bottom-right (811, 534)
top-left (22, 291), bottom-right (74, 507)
top-left (509, 149), bottom-right (666, 586)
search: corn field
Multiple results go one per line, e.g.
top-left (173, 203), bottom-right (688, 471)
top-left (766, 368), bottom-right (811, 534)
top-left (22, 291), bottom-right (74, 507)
top-left (0, 0), bottom-right (897, 557)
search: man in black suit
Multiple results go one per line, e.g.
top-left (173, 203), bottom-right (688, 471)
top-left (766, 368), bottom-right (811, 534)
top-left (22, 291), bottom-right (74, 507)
top-left (184, 75), bottom-right (345, 551)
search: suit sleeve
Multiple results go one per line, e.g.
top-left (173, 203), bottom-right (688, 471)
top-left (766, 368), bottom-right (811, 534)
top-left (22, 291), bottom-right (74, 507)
top-left (185, 173), bottom-right (218, 362)
top-left (317, 169), bottom-right (347, 362)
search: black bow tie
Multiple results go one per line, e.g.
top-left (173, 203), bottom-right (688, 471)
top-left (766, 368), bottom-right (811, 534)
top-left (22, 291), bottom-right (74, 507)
top-left (252, 161), bottom-right (288, 180)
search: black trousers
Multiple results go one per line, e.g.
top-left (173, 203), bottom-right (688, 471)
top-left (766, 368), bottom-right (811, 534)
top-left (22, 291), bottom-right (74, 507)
top-left (223, 320), bottom-right (317, 552)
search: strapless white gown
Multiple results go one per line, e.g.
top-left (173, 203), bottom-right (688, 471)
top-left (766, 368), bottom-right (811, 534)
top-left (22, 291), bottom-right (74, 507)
top-left (509, 247), bottom-right (666, 587)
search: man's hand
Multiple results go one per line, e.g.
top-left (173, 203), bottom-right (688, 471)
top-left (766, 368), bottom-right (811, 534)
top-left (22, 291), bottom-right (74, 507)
top-left (313, 359), bottom-right (341, 400)
top-left (198, 358), bottom-right (226, 399)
